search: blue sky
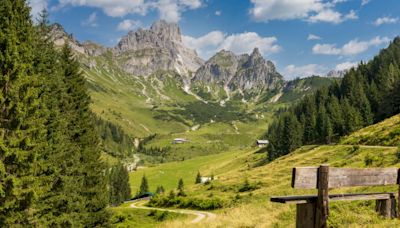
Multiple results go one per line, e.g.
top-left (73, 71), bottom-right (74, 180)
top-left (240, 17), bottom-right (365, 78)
top-left (29, 0), bottom-right (400, 79)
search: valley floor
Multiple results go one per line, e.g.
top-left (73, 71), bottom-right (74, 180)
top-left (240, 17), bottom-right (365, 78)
top-left (114, 114), bottom-right (400, 227)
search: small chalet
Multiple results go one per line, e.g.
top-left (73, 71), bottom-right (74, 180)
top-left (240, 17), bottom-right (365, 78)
top-left (172, 138), bottom-right (188, 144)
top-left (256, 139), bottom-right (269, 147)
top-left (200, 177), bottom-right (212, 183)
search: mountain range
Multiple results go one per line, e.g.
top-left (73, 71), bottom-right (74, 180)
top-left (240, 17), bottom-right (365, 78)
top-left (49, 20), bottom-right (336, 145)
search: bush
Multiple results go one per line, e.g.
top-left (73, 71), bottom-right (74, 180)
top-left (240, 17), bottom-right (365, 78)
top-left (238, 179), bottom-right (260, 192)
top-left (148, 195), bottom-right (226, 210)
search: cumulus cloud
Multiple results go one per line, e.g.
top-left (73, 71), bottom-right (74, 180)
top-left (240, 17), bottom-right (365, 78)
top-left (55, 0), bottom-right (202, 22)
top-left (215, 11), bottom-right (221, 16)
top-left (183, 31), bottom-right (280, 59)
top-left (249, 0), bottom-right (357, 24)
top-left (373, 16), bottom-right (398, 26)
top-left (29, 0), bottom-right (49, 19)
top-left (117, 20), bottom-right (141, 31)
top-left (308, 9), bottom-right (357, 24)
top-left (307, 34), bottom-right (322, 40)
top-left (361, 0), bottom-right (370, 6)
top-left (335, 61), bottom-right (358, 71)
top-left (313, 36), bottom-right (390, 56)
top-left (82, 12), bottom-right (98, 27)
top-left (284, 64), bottom-right (326, 79)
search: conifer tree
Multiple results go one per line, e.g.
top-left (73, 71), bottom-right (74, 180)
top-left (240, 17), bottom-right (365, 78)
top-left (31, 9), bottom-right (85, 226)
top-left (138, 175), bottom-right (149, 196)
top-left (109, 163), bottom-right (131, 205)
top-left (0, 0), bottom-right (47, 225)
top-left (177, 178), bottom-right (186, 196)
top-left (60, 45), bottom-right (109, 226)
top-left (195, 171), bottom-right (202, 184)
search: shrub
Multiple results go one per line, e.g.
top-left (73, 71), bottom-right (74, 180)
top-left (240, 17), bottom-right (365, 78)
top-left (149, 195), bottom-right (226, 210)
top-left (238, 179), bottom-right (260, 192)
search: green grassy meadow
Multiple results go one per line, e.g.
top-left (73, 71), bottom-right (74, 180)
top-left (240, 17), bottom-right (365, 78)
top-left (122, 115), bottom-right (400, 227)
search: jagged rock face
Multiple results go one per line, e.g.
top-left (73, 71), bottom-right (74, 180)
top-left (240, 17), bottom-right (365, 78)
top-left (82, 41), bottom-right (108, 57)
top-left (114, 20), bottom-right (204, 76)
top-left (49, 23), bottom-right (86, 54)
top-left (193, 48), bottom-right (283, 91)
top-left (327, 69), bottom-right (347, 78)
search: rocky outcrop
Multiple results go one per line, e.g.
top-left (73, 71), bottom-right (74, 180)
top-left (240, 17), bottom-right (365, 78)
top-left (114, 20), bottom-right (204, 76)
top-left (49, 23), bottom-right (85, 54)
top-left (193, 48), bottom-right (283, 91)
top-left (82, 41), bottom-right (108, 56)
top-left (326, 69), bottom-right (347, 78)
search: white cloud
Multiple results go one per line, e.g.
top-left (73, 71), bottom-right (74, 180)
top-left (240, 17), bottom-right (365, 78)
top-left (313, 36), bottom-right (390, 56)
top-left (82, 12), bottom-right (98, 27)
top-left (249, 0), bottom-right (357, 24)
top-left (29, 0), bottom-right (49, 19)
top-left (215, 11), bottom-right (221, 16)
top-left (307, 34), bottom-right (322, 40)
top-left (312, 43), bottom-right (341, 55)
top-left (250, 0), bottom-right (324, 21)
top-left (183, 31), bottom-right (281, 59)
top-left (373, 16), bottom-right (399, 26)
top-left (117, 19), bottom-right (141, 31)
top-left (55, 0), bottom-right (202, 22)
top-left (361, 0), bottom-right (370, 6)
top-left (284, 64), bottom-right (326, 79)
top-left (220, 33), bottom-right (281, 56)
top-left (308, 9), bottom-right (357, 24)
top-left (335, 61), bottom-right (357, 71)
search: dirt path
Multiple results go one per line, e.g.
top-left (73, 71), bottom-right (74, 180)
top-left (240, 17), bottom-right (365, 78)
top-left (129, 200), bottom-right (216, 224)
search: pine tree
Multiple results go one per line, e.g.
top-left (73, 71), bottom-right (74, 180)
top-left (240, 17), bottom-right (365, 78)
top-left (138, 175), bottom-right (149, 196)
top-left (0, 0), bottom-right (47, 225)
top-left (156, 186), bottom-right (165, 194)
top-left (177, 178), bottom-right (186, 196)
top-left (60, 45), bottom-right (110, 226)
top-left (109, 163), bottom-right (131, 205)
top-left (195, 171), bottom-right (202, 184)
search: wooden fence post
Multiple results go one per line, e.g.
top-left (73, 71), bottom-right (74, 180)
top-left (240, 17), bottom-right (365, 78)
top-left (297, 203), bottom-right (316, 228)
top-left (315, 165), bottom-right (329, 228)
top-left (398, 168), bottom-right (400, 219)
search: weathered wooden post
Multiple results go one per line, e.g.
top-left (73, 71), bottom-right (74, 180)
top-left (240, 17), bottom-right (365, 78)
top-left (296, 203), bottom-right (316, 228)
top-left (315, 165), bottom-right (329, 228)
top-left (398, 168), bottom-right (400, 219)
top-left (376, 198), bottom-right (391, 217)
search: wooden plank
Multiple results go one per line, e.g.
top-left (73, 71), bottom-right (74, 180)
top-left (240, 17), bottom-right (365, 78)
top-left (329, 168), bottom-right (398, 188)
top-left (292, 167), bottom-right (399, 189)
top-left (315, 165), bottom-right (329, 228)
top-left (271, 193), bottom-right (395, 204)
top-left (296, 203), bottom-right (316, 228)
top-left (329, 193), bottom-right (394, 202)
top-left (292, 167), bottom-right (318, 189)
top-left (376, 199), bottom-right (391, 218)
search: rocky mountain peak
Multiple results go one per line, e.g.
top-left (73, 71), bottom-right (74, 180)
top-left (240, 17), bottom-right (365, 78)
top-left (113, 20), bottom-right (203, 76)
top-left (149, 20), bottom-right (182, 42)
top-left (250, 47), bottom-right (262, 59)
top-left (193, 48), bottom-right (283, 91)
top-left (49, 23), bottom-right (86, 54)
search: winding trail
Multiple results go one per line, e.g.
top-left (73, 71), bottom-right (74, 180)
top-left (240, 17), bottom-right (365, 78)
top-left (129, 200), bottom-right (216, 224)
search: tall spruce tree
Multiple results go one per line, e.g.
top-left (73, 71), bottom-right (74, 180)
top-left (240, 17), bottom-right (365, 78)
top-left (138, 175), bottom-right (149, 196)
top-left (30, 10), bottom-right (87, 226)
top-left (0, 0), bottom-right (47, 225)
top-left (109, 163), bottom-right (131, 205)
top-left (60, 45), bottom-right (109, 226)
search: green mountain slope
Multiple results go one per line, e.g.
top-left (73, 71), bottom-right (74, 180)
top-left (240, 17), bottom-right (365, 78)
top-left (126, 114), bottom-right (400, 227)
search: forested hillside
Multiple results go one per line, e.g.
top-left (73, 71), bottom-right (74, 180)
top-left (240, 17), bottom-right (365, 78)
top-left (0, 2), bottom-right (129, 226)
top-left (266, 37), bottom-right (400, 160)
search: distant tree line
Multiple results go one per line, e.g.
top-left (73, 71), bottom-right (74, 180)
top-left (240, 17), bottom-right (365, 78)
top-left (96, 116), bottom-right (134, 158)
top-left (266, 37), bottom-right (400, 160)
